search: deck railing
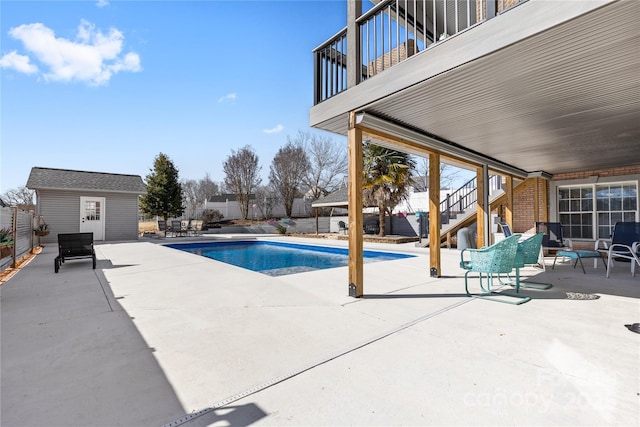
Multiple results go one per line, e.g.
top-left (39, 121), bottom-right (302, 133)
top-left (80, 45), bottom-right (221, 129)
top-left (313, 28), bottom-right (348, 104)
top-left (313, 0), bottom-right (525, 105)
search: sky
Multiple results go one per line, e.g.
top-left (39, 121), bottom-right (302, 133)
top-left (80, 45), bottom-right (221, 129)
top-left (0, 0), bottom-right (353, 193)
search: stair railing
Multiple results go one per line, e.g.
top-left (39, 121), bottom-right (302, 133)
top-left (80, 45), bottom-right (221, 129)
top-left (440, 175), bottom-right (502, 224)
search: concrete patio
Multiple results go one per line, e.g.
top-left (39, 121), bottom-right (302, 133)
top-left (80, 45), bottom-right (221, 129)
top-left (1, 236), bottom-right (638, 426)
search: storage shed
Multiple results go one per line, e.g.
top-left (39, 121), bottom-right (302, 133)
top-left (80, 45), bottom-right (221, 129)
top-left (26, 167), bottom-right (147, 243)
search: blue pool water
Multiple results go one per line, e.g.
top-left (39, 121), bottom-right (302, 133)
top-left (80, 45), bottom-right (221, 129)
top-left (166, 240), bottom-right (414, 276)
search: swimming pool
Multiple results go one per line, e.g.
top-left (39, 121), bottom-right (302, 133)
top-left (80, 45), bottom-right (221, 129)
top-left (166, 240), bottom-right (415, 276)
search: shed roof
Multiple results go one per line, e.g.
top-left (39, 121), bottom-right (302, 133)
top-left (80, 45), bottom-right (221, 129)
top-left (26, 167), bottom-right (147, 194)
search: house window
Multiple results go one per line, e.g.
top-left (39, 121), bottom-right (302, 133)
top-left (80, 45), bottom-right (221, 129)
top-left (558, 183), bottom-right (638, 239)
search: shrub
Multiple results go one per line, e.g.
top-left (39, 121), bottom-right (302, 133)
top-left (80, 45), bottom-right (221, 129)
top-left (0, 228), bottom-right (13, 246)
top-left (201, 209), bottom-right (224, 223)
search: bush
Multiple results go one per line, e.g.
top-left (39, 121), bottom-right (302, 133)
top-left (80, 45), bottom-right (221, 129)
top-left (0, 228), bottom-right (13, 246)
top-left (276, 224), bottom-right (287, 235)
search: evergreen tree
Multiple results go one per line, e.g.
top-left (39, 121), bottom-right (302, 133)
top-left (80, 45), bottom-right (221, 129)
top-left (140, 153), bottom-right (184, 221)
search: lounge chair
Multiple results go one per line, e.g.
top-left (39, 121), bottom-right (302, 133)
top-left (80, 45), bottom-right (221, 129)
top-left (157, 220), bottom-right (167, 237)
top-left (595, 222), bottom-right (640, 277)
top-left (535, 222), bottom-right (573, 270)
top-left (55, 232), bottom-right (96, 273)
top-left (551, 248), bottom-right (606, 274)
top-left (169, 220), bottom-right (186, 237)
top-left (460, 234), bottom-right (530, 304)
top-left (187, 219), bottom-right (202, 236)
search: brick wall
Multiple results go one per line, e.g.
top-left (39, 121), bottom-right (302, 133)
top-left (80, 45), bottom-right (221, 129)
top-left (552, 165), bottom-right (640, 181)
top-left (368, 39), bottom-right (417, 77)
top-left (477, 0), bottom-right (522, 21)
top-left (508, 164), bottom-right (640, 235)
top-left (512, 179), bottom-right (545, 234)
top-left (500, 0), bottom-right (521, 11)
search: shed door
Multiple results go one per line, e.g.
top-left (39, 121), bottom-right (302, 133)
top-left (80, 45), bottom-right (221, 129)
top-left (79, 197), bottom-right (105, 241)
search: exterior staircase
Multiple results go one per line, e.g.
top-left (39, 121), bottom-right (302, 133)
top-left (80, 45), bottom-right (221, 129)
top-left (415, 174), bottom-right (512, 247)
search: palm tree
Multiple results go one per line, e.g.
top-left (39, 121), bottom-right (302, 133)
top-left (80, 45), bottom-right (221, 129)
top-left (362, 143), bottom-right (416, 236)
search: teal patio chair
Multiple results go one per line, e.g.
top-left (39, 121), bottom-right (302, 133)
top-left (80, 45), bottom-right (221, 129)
top-left (500, 233), bottom-right (553, 291)
top-left (460, 234), bottom-right (531, 305)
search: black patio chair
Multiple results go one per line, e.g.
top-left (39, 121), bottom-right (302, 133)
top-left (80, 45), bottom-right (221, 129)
top-left (169, 220), bottom-right (186, 237)
top-left (536, 222), bottom-right (572, 252)
top-left (535, 222), bottom-right (573, 270)
top-left (157, 220), bottom-right (167, 237)
top-left (596, 222), bottom-right (640, 277)
top-left (55, 232), bottom-right (96, 273)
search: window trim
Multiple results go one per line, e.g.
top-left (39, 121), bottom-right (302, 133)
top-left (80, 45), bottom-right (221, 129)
top-left (549, 174), bottom-right (639, 241)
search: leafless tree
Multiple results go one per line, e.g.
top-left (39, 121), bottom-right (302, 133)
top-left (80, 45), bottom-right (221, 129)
top-left (288, 130), bottom-right (348, 200)
top-left (415, 157), bottom-right (468, 191)
top-left (1, 186), bottom-right (35, 208)
top-left (223, 145), bottom-right (262, 220)
top-left (181, 179), bottom-right (198, 219)
top-left (197, 173), bottom-right (220, 203)
top-left (254, 185), bottom-right (279, 219)
top-left (269, 140), bottom-right (310, 218)
top-left (181, 174), bottom-right (221, 219)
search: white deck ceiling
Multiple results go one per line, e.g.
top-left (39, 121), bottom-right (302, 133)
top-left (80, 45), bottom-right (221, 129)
top-left (311, 0), bottom-right (640, 176)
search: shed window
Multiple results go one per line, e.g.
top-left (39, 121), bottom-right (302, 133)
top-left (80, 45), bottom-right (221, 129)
top-left (85, 201), bottom-right (101, 221)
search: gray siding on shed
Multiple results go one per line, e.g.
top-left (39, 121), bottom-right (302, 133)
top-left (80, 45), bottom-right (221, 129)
top-left (105, 194), bottom-right (139, 241)
top-left (36, 190), bottom-right (139, 243)
top-left (37, 190), bottom-right (81, 244)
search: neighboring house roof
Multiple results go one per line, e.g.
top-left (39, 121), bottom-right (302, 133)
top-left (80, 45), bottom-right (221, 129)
top-left (26, 167), bottom-right (147, 194)
top-left (208, 194), bottom-right (255, 203)
top-left (311, 186), bottom-right (348, 208)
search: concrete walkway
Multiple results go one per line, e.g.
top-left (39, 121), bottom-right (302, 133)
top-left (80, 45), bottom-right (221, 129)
top-left (1, 236), bottom-right (638, 426)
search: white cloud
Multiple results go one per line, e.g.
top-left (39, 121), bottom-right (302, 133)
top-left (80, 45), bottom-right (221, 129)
top-left (96, 0), bottom-right (110, 8)
top-left (263, 124), bottom-right (284, 134)
top-left (5, 20), bottom-right (141, 86)
top-left (0, 51), bottom-right (38, 74)
top-left (218, 93), bottom-right (237, 103)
